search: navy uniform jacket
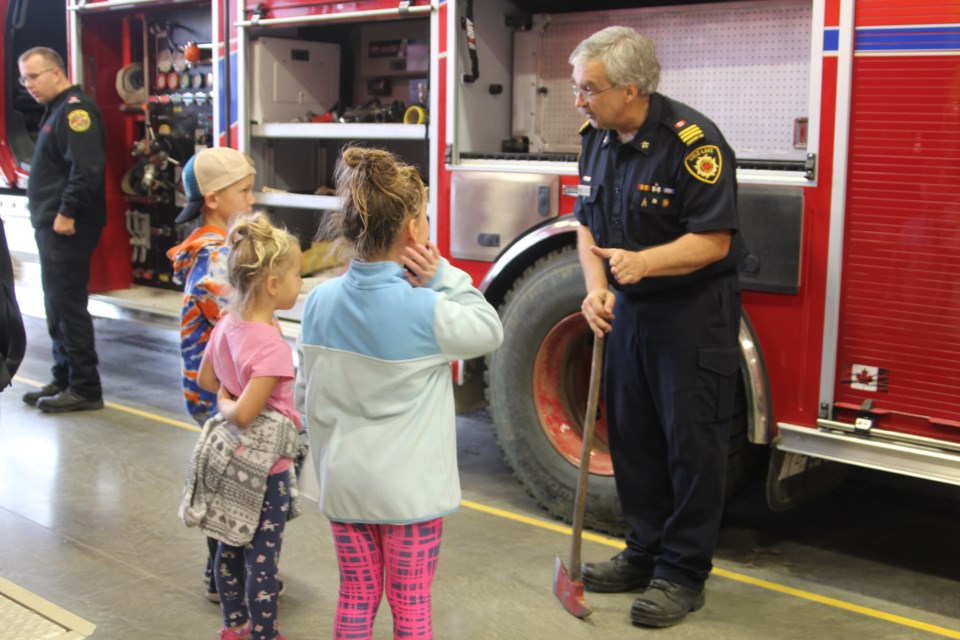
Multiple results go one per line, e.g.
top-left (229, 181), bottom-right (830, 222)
top-left (27, 85), bottom-right (106, 229)
top-left (573, 92), bottom-right (745, 296)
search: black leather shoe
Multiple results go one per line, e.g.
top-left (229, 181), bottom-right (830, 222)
top-left (581, 551), bottom-right (652, 593)
top-left (23, 383), bottom-right (64, 406)
top-left (37, 390), bottom-right (104, 413)
top-left (630, 578), bottom-right (705, 628)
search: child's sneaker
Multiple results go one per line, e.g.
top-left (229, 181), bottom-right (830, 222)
top-left (218, 621), bottom-right (251, 640)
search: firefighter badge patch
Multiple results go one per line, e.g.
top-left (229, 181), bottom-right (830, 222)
top-left (684, 145), bottom-right (722, 184)
top-left (68, 109), bottom-right (91, 133)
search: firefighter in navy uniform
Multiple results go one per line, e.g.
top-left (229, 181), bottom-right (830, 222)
top-left (18, 47), bottom-right (105, 412)
top-left (570, 27), bottom-right (745, 627)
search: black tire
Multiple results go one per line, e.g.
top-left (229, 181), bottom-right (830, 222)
top-left (485, 247), bottom-right (755, 535)
top-left (486, 247), bottom-right (625, 534)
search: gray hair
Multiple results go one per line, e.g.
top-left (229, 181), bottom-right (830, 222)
top-left (569, 26), bottom-right (660, 96)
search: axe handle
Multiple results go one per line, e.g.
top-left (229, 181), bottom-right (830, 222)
top-left (568, 334), bottom-right (605, 581)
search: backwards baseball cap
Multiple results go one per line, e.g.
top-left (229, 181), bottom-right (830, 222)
top-left (176, 147), bottom-right (257, 224)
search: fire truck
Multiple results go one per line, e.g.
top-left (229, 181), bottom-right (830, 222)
top-left (2, 0), bottom-right (958, 532)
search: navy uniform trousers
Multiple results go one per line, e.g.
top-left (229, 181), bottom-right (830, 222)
top-left (35, 224), bottom-right (102, 398)
top-left (605, 271), bottom-right (741, 591)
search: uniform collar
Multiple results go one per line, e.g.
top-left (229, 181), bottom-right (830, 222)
top-left (631, 93), bottom-right (662, 156)
top-left (45, 85), bottom-right (81, 110)
top-left (600, 93), bottom-right (662, 156)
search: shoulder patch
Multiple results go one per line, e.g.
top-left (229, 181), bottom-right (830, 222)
top-left (579, 119), bottom-right (593, 135)
top-left (68, 109), bottom-right (92, 133)
top-left (684, 145), bottom-right (722, 184)
top-left (67, 95), bottom-right (82, 104)
top-left (676, 122), bottom-right (705, 147)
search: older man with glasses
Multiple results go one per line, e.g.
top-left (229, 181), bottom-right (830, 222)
top-left (17, 46), bottom-right (106, 413)
top-left (570, 27), bottom-right (747, 628)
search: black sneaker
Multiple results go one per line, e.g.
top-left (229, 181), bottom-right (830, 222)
top-left (630, 578), bottom-right (705, 628)
top-left (37, 390), bottom-right (104, 413)
top-left (23, 383), bottom-right (64, 406)
top-left (581, 551), bottom-right (652, 593)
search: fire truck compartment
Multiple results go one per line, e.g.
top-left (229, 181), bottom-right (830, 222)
top-left (450, 170), bottom-right (560, 261)
top-left (736, 185), bottom-right (804, 295)
top-left (455, 0), bottom-right (814, 174)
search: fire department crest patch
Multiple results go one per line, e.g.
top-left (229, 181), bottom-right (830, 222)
top-left (68, 109), bottom-right (91, 133)
top-left (684, 145), bottom-right (722, 184)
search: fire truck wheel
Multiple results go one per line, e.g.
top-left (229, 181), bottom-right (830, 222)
top-left (485, 247), bottom-right (756, 535)
top-left (485, 247), bottom-right (625, 534)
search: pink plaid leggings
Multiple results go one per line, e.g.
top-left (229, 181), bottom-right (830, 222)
top-left (330, 518), bottom-right (443, 639)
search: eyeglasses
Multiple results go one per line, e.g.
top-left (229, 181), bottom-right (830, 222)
top-left (570, 83), bottom-right (616, 100)
top-left (19, 68), bottom-right (55, 86)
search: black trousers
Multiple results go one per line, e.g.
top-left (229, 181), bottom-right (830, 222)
top-left (604, 273), bottom-right (740, 590)
top-left (35, 224), bottom-right (102, 398)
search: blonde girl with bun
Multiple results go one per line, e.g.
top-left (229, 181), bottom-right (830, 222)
top-left (195, 212), bottom-right (304, 640)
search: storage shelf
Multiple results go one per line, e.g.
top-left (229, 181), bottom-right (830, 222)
top-left (251, 122), bottom-right (427, 140)
top-left (255, 191), bottom-right (341, 210)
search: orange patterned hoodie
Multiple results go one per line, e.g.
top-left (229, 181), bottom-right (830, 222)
top-left (167, 225), bottom-right (232, 424)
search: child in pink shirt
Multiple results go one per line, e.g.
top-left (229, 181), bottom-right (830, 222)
top-left (197, 212), bottom-right (302, 640)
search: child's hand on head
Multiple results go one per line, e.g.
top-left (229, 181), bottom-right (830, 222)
top-left (402, 240), bottom-right (440, 287)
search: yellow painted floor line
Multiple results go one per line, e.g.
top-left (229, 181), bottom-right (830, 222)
top-left (708, 568), bottom-right (960, 639)
top-left (104, 401), bottom-right (200, 432)
top-left (14, 377), bottom-right (960, 638)
top-left (14, 376), bottom-right (200, 433)
top-left (463, 495), bottom-right (960, 639)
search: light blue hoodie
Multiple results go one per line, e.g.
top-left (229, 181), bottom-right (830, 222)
top-left (296, 258), bottom-right (503, 524)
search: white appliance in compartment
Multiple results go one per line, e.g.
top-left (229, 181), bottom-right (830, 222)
top-left (250, 37), bottom-right (340, 123)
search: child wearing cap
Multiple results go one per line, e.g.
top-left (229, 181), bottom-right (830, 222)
top-left (169, 146), bottom-right (257, 424)
top-left (167, 146), bottom-right (256, 603)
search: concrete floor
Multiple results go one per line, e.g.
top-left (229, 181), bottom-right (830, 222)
top-left (2, 314), bottom-right (959, 639)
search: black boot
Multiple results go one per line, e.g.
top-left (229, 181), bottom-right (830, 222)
top-left (581, 551), bottom-right (652, 593)
top-left (37, 390), bottom-right (103, 413)
top-left (630, 578), bottom-right (705, 628)
top-left (23, 383), bottom-right (64, 406)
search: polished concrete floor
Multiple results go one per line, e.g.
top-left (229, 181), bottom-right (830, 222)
top-left (2, 314), bottom-right (959, 639)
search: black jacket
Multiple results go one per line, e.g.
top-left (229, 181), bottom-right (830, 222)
top-left (27, 85), bottom-right (106, 229)
top-left (0, 217), bottom-right (26, 390)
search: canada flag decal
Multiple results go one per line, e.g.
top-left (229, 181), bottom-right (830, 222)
top-left (842, 364), bottom-right (889, 393)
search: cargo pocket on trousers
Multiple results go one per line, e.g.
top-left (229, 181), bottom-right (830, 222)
top-left (697, 344), bottom-right (740, 423)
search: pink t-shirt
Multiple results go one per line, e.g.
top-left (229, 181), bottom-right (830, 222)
top-left (204, 313), bottom-right (302, 473)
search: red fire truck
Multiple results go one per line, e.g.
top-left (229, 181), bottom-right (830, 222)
top-left (2, 0), bottom-right (958, 532)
